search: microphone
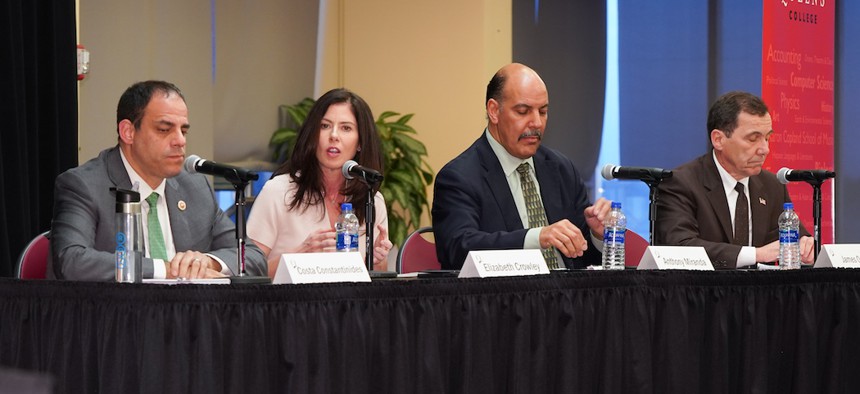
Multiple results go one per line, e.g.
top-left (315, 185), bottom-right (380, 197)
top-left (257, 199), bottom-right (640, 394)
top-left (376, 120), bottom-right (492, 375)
top-left (776, 167), bottom-right (835, 184)
top-left (342, 160), bottom-right (383, 183)
top-left (184, 154), bottom-right (259, 184)
top-left (601, 164), bottom-right (673, 182)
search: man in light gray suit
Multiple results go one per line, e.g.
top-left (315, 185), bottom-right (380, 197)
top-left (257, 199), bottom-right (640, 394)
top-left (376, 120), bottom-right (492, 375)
top-left (49, 80), bottom-right (266, 280)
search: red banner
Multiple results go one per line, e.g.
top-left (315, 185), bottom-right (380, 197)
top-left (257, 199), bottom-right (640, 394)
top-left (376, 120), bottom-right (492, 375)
top-left (761, 0), bottom-right (835, 243)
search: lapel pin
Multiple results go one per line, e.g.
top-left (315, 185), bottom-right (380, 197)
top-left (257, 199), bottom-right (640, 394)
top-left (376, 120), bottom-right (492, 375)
top-left (759, 197), bottom-right (766, 205)
top-left (178, 200), bottom-right (187, 211)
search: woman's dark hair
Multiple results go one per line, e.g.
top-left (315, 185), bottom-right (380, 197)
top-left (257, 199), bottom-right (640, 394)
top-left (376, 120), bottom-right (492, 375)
top-left (272, 88), bottom-right (383, 225)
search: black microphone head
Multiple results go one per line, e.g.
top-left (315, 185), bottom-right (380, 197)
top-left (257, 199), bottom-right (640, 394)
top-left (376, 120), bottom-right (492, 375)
top-left (776, 167), bottom-right (791, 184)
top-left (342, 160), bottom-right (358, 180)
top-left (601, 164), bottom-right (617, 181)
top-left (184, 154), bottom-right (202, 174)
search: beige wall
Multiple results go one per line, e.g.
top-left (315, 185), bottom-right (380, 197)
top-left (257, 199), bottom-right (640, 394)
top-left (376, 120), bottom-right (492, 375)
top-left (77, 0), bottom-right (318, 166)
top-left (78, 0), bottom-right (510, 228)
top-left (317, 0), bottom-right (512, 225)
top-left (78, 0), bottom-right (215, 164)
top-left (212, 1), bottom-right (318, 164)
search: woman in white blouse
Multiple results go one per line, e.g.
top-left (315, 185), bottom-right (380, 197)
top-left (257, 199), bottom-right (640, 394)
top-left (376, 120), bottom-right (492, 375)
top-left (247, 88), bottom-right (392, 277)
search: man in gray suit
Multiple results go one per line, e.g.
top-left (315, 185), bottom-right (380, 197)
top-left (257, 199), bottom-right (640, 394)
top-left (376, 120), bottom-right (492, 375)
top-left (49, 80), bottom-right (266, 280)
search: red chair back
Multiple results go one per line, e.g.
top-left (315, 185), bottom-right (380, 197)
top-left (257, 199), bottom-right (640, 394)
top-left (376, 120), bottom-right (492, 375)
top-left (625, 230), bottom-right (649, 268)
top-left (16, 231), bottom-right (50, 279)
top-left (396, 227), bottom-right (440, 274)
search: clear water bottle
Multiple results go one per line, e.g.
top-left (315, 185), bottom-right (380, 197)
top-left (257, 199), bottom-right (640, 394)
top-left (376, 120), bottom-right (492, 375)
top-left (335, 203), bottom-right (360, 252)
top-left (115, 188), bottom-right (144, 282)
top-left (602, 201), bottom-right (626, 270)
top-left (778, 202), bottom-right (801, 269)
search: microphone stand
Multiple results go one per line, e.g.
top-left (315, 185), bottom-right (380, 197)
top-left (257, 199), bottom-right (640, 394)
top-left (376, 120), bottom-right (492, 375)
top-left (644, 180), bottom-right (664, 246)
top-left (626, 171), bottom-right (670, 245)
top-left (357, 174), bottom-right (396, 278)
top-left (365, 181), bottom-right (377, 272)
top-left (224, 171), bottom-right (271, 284)
top-left (809, 180), bottom-right (824, 263)
top-left (602, 166), bottom-right (671, 245)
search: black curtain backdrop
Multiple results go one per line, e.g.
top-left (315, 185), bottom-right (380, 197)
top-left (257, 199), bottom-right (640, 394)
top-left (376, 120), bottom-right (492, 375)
top-left (0, 0), bottom-right (78, 276)
top-left (2, 270), bottom-right (860, 393)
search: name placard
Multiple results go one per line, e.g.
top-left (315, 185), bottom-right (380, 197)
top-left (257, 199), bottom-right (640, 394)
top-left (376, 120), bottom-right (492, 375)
top-left (637, 246), bottom-right (713, 270)
top-left (814, 244), bottom-right (860, 268)
top-left (273, 252), bottom-right (371, 284)
top-left (458, 249), bottom-right (550, 278)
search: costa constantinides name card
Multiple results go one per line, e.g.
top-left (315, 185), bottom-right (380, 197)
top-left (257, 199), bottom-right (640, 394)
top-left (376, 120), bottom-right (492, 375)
top-left (815, 244), bottom-right (860, 268)
top-left (273, 252), bottom-right (370, 284)
top-left (637, 246), bottom-right (713, 270)
top-left (458, 249), bottom-right (550, 278)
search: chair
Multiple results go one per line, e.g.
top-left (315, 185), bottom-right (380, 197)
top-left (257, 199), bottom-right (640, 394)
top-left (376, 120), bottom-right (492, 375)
top-left (625, 230), bottom-right (649, 268)
top-left (395, 226), bottom-right (440, 274)
top-left (16, 231), bottom-right (50, 279)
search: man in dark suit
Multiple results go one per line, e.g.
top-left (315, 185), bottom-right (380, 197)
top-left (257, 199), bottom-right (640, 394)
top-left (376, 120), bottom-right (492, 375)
top-left (655, 91), bottom-right (814, 269)
top-left (49, 80), bottom-right (266, 280)
top-left (432, 63), bottom-right (611, 270)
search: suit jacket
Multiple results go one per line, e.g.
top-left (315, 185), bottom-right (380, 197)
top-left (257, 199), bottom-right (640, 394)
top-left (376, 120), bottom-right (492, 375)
top-left (48, 146), bottom-right (266, 280)
top-left (432, 133), bottom-right (601, 269)
top-left (655, 153), bottom-right (807, 269)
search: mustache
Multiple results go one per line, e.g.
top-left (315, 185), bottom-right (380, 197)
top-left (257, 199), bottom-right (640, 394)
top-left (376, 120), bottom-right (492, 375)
top-left (518, 129), bottom-right (543, 140)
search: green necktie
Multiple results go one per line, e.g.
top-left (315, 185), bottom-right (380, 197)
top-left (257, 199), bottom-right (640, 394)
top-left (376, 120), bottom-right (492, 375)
top-left (516, 162), bottom-right (559, 269)
top-left (146, 192), bottom-right (168, 260)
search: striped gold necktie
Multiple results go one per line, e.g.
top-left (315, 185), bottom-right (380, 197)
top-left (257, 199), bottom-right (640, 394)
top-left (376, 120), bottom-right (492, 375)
top-left (516, 162), bottom-right (559, 269)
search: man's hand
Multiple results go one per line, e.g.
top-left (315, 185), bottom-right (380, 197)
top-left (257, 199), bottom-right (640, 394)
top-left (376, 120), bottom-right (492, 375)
top-left (166, 251), bottom-right (225, 279)
top-left (800, 235), bottom-right (815, 264)
top-left (755, 240), bottom-right (780, 263)
top-left (539, 220), bottom-right (588, 258)
top-left (755, 237), bottom-right (815, 265)
top-left (584, 197), bottom-right (612, 238)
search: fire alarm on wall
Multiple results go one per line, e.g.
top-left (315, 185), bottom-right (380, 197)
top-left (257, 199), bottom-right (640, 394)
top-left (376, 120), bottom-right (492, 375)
top-left (76, 44), bottom-right (90, 80)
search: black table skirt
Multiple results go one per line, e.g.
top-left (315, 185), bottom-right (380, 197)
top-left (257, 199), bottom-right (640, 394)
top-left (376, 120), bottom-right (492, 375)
top-left (2, 269), bottom-right (860, 393)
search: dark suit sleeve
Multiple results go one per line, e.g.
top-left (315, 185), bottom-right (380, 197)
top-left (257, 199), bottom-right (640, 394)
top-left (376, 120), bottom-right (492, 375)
top-left (542, 155), bottom-right (602, 269)
top-left (655, 173), bottom-right (743, 268)
top-left (432, 164), bottom-right (529, 269)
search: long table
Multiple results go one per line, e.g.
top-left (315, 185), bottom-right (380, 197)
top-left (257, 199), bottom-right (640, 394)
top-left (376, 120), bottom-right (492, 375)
top-left (1, 269), bottom-right (860, 393)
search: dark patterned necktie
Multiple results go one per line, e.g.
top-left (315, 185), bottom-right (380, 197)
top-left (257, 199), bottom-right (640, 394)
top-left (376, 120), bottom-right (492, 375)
top-left (516, 162), bottom-right (559, 269)
top-left (733, 182), bottom-right (749, 246)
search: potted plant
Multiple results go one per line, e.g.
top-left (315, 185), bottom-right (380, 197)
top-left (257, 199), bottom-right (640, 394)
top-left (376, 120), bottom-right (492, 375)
top-left (269, 98), bottom-right (433, 247)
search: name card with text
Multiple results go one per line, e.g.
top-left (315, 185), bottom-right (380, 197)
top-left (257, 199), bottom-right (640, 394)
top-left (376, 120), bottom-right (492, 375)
top-left (638, 246), bottom-right (713, 270)
top-left (815, 244), bottom-right (860, 268)
top-left (273, 252), bottom-right (371, 284)
top-left (459, 249), bottom-right (550, 278)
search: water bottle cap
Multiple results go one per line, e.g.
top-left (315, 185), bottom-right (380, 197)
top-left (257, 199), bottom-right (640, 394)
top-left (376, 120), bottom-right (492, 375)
top-left (611, 201), bottom-right (622, 209)
top-left (113, 187), bottom-right (141, 203)
top-left (341, 202), bottom-right (352, 211)
top-left (783, 202), bottom-right (793, 210)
